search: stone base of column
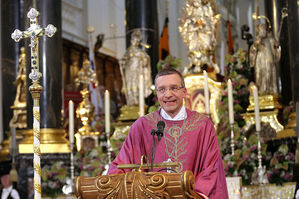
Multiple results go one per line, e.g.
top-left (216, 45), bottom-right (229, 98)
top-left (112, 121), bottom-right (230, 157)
top-left (19, 128), bottom-right (70, 153)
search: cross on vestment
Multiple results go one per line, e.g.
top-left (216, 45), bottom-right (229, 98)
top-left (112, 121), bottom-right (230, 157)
top-left (11, 8), bottom-right (56, 199)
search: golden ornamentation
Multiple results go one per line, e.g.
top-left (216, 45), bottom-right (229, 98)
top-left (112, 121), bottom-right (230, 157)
top-left (9, 47), bottom-right (27, 129)
top-left (184, 74), bottom-right (223, 126)
top-left (117, 105), bottom-right (141, 121)
top-left (11, 8), bottom-right (57, 199)
top-left (179, 0), bottom-right (220, 74)
top-left (243, 93), bottom-right (284, 135)
top-left (75, 59), bottom-right (100, 150)
top-left (34, 161), bottom-right (41, 176)
top-left (33, 109), bottom-right (40, 123)
top-left (18, 128), bottom-right (70, 153)
top-left (119, 30), bottom-right (152, 106)
top-left (76, 171), bottom-right (200, 199)
top-left (33, 126), bottom-right (40, 140)
top-left (34, 179), bottom-right (42, 194)
top-left (247, 94), bottom-right (281, 111)
top-left (242, 182), bottom-right (296, 199)
top-left (33, 146), bottom-right (41, 157)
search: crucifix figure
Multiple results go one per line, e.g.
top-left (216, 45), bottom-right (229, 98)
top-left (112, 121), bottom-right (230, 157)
top-left (11, 8), bottom-right (56, 199)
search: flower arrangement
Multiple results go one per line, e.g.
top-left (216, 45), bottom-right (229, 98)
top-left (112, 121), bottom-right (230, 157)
top-left (41, 161), bottom-right (68, 198)
top-left (266, 144), bottom-right (294, 185)
top-left (75, 145), bottom-right (108, 177)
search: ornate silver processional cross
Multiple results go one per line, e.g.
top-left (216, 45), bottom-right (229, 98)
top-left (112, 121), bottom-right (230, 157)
top-left (11, 8), bottom-right (56, 199)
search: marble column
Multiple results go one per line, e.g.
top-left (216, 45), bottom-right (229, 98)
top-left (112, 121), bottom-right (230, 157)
top-left (1, 0), bottom-right (24, 136)
top-left (125, 0), bottom-right (159, 80)
top-left (264, 0), bottom-right (291, 105)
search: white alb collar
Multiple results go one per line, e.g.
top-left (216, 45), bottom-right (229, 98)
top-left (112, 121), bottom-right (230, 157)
top-left (3, 185), bottom-right (13, 192)
top-left (161, 105), bottom-right (187, 121)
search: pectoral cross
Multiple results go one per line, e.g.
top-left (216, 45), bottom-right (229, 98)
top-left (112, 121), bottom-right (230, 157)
top-left (11, 8), bottom-right (56, 199)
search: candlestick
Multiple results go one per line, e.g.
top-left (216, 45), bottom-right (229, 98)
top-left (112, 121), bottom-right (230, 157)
top-left (68, 100), bottom-right (74, 144)
top-left (228, 79), bottom-right (234, 124)
top-left (230, 123), bottom-right (235, 156)
top-left (139, 75), bottom-right (144, 116)
top-left (204, 70), bottom-right (210, 115)
top-left (105, 90), bottom-right (110, 133)
top-left (253, 85), bottom-right (261, 131)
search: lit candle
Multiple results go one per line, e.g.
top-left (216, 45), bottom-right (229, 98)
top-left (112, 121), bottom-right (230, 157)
top-left (105, 90), bottom-right (110, 133)
top-left (253, 85), bottom-right (261, 131)
top-left (228, 79), bottom-right (234, 124)
top-left (139, 75), bottom-right (144, 116)
top-left (204, 70), bottom-right (210, 115)
top-left (68, 100), bottom-right (74, 144)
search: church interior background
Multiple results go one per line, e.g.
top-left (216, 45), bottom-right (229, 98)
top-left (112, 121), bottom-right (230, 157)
top-left (0, 0), bottom-right (298, 198)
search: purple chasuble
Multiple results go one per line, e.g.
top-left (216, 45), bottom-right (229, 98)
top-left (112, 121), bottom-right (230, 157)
top-left (108, 109), bottom-right (228, 199)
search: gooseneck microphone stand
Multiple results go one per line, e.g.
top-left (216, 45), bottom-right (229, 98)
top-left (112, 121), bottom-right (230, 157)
top-left (151, 129), bottom-right (157, 172)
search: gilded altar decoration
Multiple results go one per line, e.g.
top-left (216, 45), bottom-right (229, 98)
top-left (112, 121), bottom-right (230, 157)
top-left (184, 74), bottom-right (223, 126)
top-left (76, 171), bottom-right (200, 199)
top-left (179, 0), bottom-right (220, 74)
top-left (9, 47), bottom-right (27, 129)
top-left (243, 85), bottom-right (283, 135)
top-left (11, 7), bottom-right (57, 199)
top-left (119, 30), bottom-right (152, 106)
top-left (74, 59), bottom-right (100, 151)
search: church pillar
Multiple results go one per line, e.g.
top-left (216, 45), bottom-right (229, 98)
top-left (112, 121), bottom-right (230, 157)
top-left (1, 0), bottom-right (24, 136)
top-left (287, 0), bottom-right (299, 102)
top-left (20, 0), bottom-right (69, 153)
top-left (125, 0), bottom-right (159, 80)
top-left (264, 0), bottom-right (291, 105)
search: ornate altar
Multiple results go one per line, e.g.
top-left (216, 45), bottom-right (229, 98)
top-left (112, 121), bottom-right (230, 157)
top-left (184, 74), bottom-right (223, 126)
top-left (75, 170), bottom-right (200, 199)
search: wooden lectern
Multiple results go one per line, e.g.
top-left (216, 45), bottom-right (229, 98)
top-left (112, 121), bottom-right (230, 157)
top-left (75, 170), bottom-right (201, 198)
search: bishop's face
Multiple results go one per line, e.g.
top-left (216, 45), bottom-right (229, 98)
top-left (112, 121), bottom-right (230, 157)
top-left (155, 74), bottom-right (186, 118)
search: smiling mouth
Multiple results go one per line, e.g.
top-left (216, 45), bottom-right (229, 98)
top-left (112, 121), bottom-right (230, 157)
top-left (164, 100), bottom-right (176, 104)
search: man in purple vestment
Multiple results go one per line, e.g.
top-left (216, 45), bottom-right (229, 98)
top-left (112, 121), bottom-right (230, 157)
top-left (108, 68), bottom-right (228, 199)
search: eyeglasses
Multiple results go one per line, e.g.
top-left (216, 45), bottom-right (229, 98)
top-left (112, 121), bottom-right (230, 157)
top-left (156, 86), bottom-right (184, 94)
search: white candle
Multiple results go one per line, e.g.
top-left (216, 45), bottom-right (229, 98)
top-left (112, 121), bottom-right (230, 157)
top-left (228, 79), bottom-right (234, 124)
top-left (68, 100), bottom-right (74, 144)
top-left (204, 70), bottom-right (210, 115)
top-left (105, 90), bottom-right (110, 133)
top-left (139, 75), bottom-right (144, 116)
top-left (253, 85), bottom-right (261, 131)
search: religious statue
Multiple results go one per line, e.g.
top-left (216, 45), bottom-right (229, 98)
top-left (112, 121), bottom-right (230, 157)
top-left (75, 59), bottom-right (98, 89)
top-left (119, 30), bottom-right (152, 106)
top-left (249, 23), bottom-right (281, 95)
top-left (9, 47), bottom-right (27, 129)
top-left (179, 0), bottom-right (220, 74)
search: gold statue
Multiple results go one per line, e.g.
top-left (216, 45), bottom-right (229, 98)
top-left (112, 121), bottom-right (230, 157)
top-left (75, 59), bottom-right (98, 90)
top-left (119, 30), bottom-right (152, 106)
top-left (9, 47), bottom-right (27, 129)
top-left (179, 0), bottom-right (220, 74)
top-left (74, 59), bottom-right (100, 150)
top-left (249, 23), bottom-right (281, 95)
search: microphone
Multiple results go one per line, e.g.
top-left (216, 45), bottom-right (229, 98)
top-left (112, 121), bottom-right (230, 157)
top-left (150, 120), bottom-right (166, 172)
top-left (156, 120), bottom-right (165, 141)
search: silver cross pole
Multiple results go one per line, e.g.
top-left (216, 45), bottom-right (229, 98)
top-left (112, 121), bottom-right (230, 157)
top-left (11, 8), bottom-right (56, 199)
